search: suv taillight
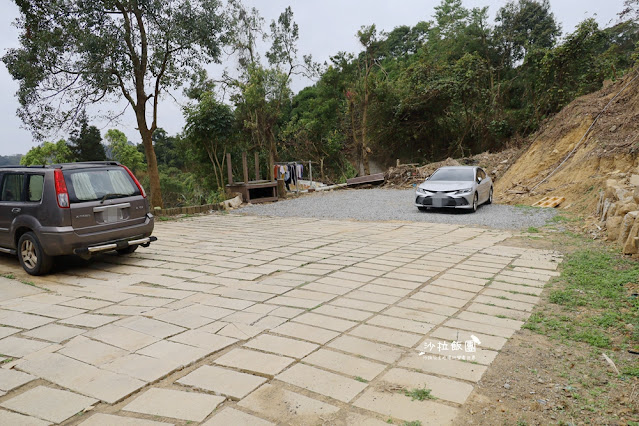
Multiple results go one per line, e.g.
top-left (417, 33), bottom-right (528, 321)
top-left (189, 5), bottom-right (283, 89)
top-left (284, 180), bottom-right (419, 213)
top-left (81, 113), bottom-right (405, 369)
top-left (121, 165), bottom-right (146, 198)
top-left (54, 169), bottom-right (70, 208)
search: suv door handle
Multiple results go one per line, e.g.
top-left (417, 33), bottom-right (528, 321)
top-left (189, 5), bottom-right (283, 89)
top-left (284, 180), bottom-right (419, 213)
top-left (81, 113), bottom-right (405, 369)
top-left (11, 208), bottom-right (21, 214)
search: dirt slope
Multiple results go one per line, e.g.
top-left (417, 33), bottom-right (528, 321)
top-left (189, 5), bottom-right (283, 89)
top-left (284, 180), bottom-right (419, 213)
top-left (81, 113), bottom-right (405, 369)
top-left (496, 69), bottom-right (639, 214)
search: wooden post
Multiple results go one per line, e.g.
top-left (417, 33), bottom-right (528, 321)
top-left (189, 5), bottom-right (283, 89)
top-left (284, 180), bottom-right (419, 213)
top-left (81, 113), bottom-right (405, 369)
top-left (226, 153), bottom-right (233, 185)
top-left (254, 152), bottom-right (260, 181)
top-left (269, 152), bottom-right (275, 182)
top-left (242, 152), bottom-right (249, 184)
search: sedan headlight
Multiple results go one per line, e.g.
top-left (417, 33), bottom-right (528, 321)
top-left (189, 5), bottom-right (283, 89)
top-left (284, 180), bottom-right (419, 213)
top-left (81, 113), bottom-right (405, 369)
top-left (417, 188), bottom-right (432, 194)
top-left (455, 188), bottom-right (472, 194)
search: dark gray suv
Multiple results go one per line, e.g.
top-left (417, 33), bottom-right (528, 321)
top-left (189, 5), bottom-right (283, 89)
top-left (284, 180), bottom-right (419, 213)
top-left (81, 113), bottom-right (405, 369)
top-left (0, 161), bottom-right (156, 275)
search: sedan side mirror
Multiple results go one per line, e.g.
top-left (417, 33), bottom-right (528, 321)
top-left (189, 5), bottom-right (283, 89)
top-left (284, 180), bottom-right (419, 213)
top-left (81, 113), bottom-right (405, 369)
top-left (477, 176), bottom-right (483, 183)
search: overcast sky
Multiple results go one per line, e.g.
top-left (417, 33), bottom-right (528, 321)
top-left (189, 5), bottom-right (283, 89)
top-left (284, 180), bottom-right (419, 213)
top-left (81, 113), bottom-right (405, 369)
top-left (0, 0), bottom-right (625, 156)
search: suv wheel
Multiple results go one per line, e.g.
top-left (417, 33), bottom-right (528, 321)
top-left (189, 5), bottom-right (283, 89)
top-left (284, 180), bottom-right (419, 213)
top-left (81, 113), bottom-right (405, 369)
top-left (117, 245), bottom-right (138, 255)
top-left (18, 232), bottom-right (53, 276)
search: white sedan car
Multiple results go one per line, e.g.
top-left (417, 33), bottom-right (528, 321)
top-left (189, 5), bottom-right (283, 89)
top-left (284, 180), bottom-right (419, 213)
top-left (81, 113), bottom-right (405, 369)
top-left (415, 166), bottom-right (493, 213)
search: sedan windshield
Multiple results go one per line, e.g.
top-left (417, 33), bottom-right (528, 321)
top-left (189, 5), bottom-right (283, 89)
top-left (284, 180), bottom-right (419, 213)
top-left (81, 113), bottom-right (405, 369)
top-left (429, 168), bottom-right (475, 182)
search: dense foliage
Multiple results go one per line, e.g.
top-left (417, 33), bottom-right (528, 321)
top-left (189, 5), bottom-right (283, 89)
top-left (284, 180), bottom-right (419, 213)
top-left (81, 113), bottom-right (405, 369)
top-left (8, 0), bottom-right (639, 206)
top-left (279, 0), bottom-right (639, 172)
top-left (4, 0), bottom-right (229, 208)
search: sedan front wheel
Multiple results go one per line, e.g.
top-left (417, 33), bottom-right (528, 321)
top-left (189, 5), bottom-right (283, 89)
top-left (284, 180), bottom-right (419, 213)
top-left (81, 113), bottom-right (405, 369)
top-left (472, 193), bottom-right (478, 213)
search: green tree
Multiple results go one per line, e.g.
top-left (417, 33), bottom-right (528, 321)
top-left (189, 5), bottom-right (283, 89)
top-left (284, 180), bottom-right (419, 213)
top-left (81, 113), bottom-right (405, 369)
top-left (3, 0), bottom-right (228, 208)
top-left (104, 129), bottom-right (146, 173)
top-left (153, 128), bottom-right (184, 169)
top-left (494, 0), bottom-right (561, 66)
top-left (183, 92), bottom-right (235, 189)
top-left (20, 140), bottom-right (74, 166)
top-left (351, 25), bottom-right (383, 175)
top-left (67, 116), bottom-right (106, 162)
top-left (228, 4), bottom-right (314, 164)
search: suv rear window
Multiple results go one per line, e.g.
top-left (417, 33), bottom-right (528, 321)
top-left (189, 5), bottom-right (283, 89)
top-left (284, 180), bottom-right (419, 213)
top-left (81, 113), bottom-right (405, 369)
top-left (28, 175), bottom-right (44, 202)
top-left (64, 168), bottom-right (140, 203)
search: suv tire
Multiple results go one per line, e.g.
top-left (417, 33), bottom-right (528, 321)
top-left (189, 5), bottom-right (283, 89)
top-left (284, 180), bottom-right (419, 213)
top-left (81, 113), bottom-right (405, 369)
top-left (117, 245), bottom-right (138, 255)
top-left (18, 232), bottom-right (53, 276)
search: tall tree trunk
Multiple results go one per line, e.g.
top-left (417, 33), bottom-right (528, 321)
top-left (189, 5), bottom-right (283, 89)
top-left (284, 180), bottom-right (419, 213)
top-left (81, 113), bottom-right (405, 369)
top-left (140, 128), bottom-right (163, 209)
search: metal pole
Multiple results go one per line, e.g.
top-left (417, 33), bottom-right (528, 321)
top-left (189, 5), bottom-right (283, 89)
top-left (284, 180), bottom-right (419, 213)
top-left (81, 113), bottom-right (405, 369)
top-left (309, 160), bottom-right (313, 189)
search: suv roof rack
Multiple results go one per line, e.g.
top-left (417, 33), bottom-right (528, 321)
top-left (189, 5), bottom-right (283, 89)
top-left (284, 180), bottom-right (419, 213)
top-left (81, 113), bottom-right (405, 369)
top-left (0, 161), bottom-right (122, 170)
top-left (0, 165), bottom-right (46, 169)
top-left (53, 161), bottom-right (121, 168)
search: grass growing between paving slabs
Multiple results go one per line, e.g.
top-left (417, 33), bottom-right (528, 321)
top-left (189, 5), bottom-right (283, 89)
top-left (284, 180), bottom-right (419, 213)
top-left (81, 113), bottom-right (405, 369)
top-left (404, 387), bottom-right (436, 401)
top-left (458, 230), bottom-right (639, 425)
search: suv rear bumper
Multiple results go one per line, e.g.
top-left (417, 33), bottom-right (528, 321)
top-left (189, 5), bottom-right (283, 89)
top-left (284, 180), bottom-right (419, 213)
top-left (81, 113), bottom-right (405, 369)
top-left (38, 215), bottom-right (155, 256)
top-left (73, 236), bottom-right (157, 255)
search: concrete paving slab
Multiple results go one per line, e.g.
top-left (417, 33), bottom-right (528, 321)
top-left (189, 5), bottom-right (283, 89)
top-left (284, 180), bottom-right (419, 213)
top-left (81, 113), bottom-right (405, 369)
top-left (84, 324), bottom-right (159, 351)
top-left (201, 407), bottom-right (274, 426)
top-left (354, 388), bottom-right (459, 425)
top-left (1, 386), bottom-right (97, 423)
top-left (244, 334), bottom-right (319, 359)
top-left (123, 388), bottom-right (224, 422)
top-left (114, 316), bottom-right (186, 339)
top-left (79, 413), bottom-right (173, 425)
top-left (399, 352), bottom-right (487, 383)
top-left (0, 368), bottom-right (35, 392)
top-left (58, 314), bottom-right (118, 328)
top-left (238, 383), bottom-right (339, 422)
top-left (349, 324), bottom-right (422, 347)
top-left (0, 336), bottom-right (51, 358)
top-left (0, 409), bottom-right (51, 426)
top-left (168, 329), bottom-right (237, 352)
top-left (58, 336), bottom-right (128, 366)
top-left (302, 348), bottom-right (386, 381)
top-left (137, 341), bottom-right (209, 367)
top-left (272, 322), bottom-right (340, 344)
top-left (380, 367), bottom-right (473, 404)
top-left (214, 348), bottom-right (294, 376)
top-left (328, 335), bottom-right (404, 364)
top-left (0, 310), bottom-right (54, 329)
top-left (177, 365), bottom-right (267, 399)
top-left (102, 354), bottom-right (176, 382)
top-left (292, 312), bottom-right (358, 332)
top-left (276, 363), bottom-right (368, 403)
top-left (22, 324), bottom-right (85, 343)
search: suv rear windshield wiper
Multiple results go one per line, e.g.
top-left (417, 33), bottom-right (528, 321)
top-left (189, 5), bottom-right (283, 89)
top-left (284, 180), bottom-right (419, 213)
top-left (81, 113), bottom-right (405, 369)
top-left (100, 193), bottom-right (130, 204)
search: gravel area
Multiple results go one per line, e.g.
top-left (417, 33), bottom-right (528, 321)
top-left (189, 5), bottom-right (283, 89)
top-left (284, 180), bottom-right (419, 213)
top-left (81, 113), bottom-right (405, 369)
top-left (237, 188), bottom-right (557, 230)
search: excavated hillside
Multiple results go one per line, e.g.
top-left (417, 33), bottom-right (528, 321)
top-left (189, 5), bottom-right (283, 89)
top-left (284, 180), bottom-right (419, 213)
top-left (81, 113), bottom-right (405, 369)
top-left (496, 69), bottom-right (639, 216)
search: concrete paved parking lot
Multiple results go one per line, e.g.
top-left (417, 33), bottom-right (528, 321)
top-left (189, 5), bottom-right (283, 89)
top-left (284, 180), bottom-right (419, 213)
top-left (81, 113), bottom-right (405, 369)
top-left (0, 214), bottom-right (561, 425)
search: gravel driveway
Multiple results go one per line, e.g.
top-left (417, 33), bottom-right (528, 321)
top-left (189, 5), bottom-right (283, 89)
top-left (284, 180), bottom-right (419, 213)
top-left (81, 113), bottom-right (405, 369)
top-left (238, 188), bottom-right (557, 230)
